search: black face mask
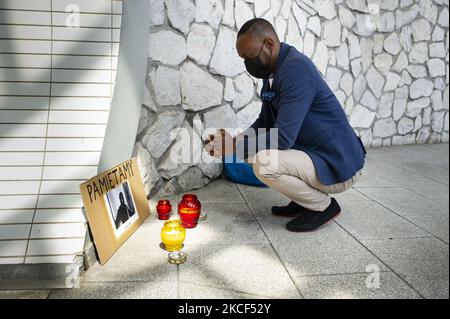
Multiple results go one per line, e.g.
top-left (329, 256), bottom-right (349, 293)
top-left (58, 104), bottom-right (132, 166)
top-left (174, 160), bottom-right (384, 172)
top-left (244, 41), bottom-right (273, 79)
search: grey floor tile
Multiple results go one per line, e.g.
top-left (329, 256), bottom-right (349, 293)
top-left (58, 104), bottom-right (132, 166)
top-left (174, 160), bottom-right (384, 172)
top-left (179, 282), bottom-right (284, 299)
top-left (430, 143), bottom-right (449, 150)
top-left (82, 221), bottom-right (177, 283)
top-left (355, 187), bottom-right (449, 217)
top-left (235, 183), bottom-right (270, 194)
top-left (337, 200), bottom-right (431, 240)
top-left (369, 146), bottom-right (449, 170)
top-left (397, 163), bottom-right (449, 185)
top-left (49, 281), bottom-right (177, 299)
top-left (374, 147), bottom-right (449, 184)
top-left (363, 153), bottom-right (447, 185)
top-left (294, 272), bottom-right (421, 299)
top-left (178, 244), bottom-right (301, 298)
top-left (383, 145), bottom-right (449, 170)
top-left (379, 177), bottom-right (449, 206)
top-left (413, 168), bottom-right (449, 185)
top-left (353, 171), bottom-right (397, 188)
top-left (333, 188), bottom-right (370, 201)
top-left (392, 156), bottom-right (449, 173)
top-left (0, 290), bottom-right (50, 299)
top-left (402, 214), bottom-right (449, 244)
top-left (180, 179), bottom-right (245, 204)
top-left (237, 183), bottom-right (289, 203)
top-left (362, 158), bottom-right (421, 179)
top-left (257, 219), bottom-right (387, 277)
top-left (429, 143), bottom-right (450, 155)
top-left (134, 215), bottom-right (171, 246)
top-left (237, 185), bottom-right (290, 220)
top-left (183, 203), bottom-right (269, 246)
top-left (81, 250), bottom-right (177, 284)
top-left (361, 237), bottom-right (449, 299)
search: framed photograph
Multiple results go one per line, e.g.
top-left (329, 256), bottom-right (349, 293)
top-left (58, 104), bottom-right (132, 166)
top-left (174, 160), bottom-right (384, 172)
top-left (104, 180), bottom-right (138, 238)
top-left (79, 158), bottom-right (150, 264)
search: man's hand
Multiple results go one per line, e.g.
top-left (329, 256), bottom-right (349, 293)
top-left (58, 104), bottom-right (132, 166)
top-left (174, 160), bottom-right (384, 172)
top-left (204, 129), bottom-right (235, 158)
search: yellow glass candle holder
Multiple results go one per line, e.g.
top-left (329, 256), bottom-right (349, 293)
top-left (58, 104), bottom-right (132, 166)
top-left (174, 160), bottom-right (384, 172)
top-left (160, 220), bottom-right (186, 252)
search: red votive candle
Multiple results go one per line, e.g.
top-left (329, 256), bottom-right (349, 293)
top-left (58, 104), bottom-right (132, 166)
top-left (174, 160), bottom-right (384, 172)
top-left (156, 199), bottom-right (172, 220)
top-left (178, 194), bottom-right (201, 229)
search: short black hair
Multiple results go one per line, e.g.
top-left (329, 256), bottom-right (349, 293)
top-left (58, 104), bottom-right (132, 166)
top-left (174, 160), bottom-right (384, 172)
top-left (237, 18), bottom-right (279, 41)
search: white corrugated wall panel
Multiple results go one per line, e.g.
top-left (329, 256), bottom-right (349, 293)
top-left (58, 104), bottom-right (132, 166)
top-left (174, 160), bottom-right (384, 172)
top-left (0, 0), bottom-right (122, 264)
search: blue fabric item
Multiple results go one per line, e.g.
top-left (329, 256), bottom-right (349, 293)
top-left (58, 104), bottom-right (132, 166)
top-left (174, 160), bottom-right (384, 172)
top-left (236, 42), bottom-right (367, 186)
top-left (223, 154), bottom-right (267, 187)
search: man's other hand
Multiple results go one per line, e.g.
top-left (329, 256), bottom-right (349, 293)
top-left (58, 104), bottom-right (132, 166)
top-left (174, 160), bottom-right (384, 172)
top-left (204, 129), bottom-right (235, 158)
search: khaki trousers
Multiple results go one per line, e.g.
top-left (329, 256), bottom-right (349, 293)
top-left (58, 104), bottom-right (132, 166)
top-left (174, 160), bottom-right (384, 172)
top-left (250, 149), bottom-right (362, 212)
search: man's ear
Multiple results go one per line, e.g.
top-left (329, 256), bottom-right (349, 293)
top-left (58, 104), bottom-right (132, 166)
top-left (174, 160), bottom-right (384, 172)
top-left (266, 38), bottom-right (274, 48)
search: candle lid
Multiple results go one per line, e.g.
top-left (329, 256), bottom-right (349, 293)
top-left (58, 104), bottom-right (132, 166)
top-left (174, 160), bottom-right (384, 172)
top-left (183, 193), bottom-right (197, 198)
top-left (157, 199), bottom-right (171, 206)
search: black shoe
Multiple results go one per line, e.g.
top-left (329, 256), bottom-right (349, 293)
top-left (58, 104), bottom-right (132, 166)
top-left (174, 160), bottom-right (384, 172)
top-left (272, 201), bottom-right (308, 217)
top-left (286, 198), bottom-right (341, 232)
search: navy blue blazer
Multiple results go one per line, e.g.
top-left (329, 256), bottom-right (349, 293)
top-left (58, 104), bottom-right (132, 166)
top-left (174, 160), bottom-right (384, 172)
top-left (238, 43), bottom-right (366, 186)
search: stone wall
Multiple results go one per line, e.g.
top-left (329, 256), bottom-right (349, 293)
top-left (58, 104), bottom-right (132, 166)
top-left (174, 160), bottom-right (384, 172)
top-left (135, 0), bottom-right (449, 197)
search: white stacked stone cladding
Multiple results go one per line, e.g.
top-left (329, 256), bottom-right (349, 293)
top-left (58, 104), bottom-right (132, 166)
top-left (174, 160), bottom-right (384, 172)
top-left (137, 0), bottom-right (450, 197)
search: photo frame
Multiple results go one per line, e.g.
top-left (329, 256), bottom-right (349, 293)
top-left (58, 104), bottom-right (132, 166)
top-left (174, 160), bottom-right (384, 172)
top-left (79, 158), bottom-right (150, 264)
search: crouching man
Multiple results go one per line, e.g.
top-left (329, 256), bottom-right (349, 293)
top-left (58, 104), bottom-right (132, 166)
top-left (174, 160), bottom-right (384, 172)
top-left (205, 18), bottom-right (366, 232)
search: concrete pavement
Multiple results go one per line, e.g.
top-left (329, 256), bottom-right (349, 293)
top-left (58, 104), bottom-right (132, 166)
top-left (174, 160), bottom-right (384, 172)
top-left (1, 143), bottom-right (448, 299)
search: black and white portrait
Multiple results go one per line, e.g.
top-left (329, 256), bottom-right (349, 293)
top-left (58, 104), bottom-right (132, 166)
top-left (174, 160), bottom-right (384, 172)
top-left (104, 180), bottom-right (138, 237)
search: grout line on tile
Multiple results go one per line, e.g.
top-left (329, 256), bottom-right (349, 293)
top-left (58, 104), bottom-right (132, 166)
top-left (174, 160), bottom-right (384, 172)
top-left (176, 264), bottom-right (180, 299)
top-left (184, 243), bottom-right (270, 246)
top-left (333, 221), bottom-right (425, 299)
top-left (178, 280), bottom-right (285, 299)
top-left (345, 236), bottom-right (438, 241)
top-left (293, 270), bottom-right (393, 279)
top-left (76, 279), bottom-right (177, 284)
